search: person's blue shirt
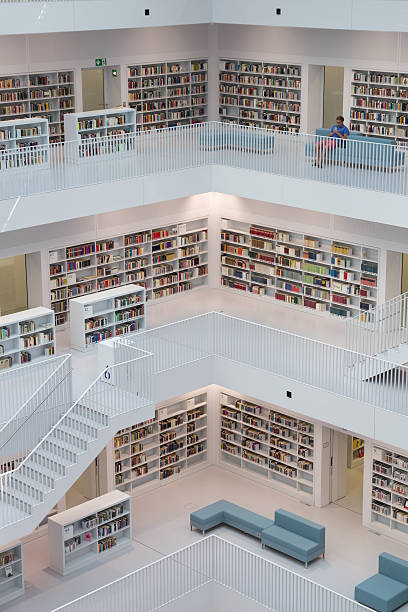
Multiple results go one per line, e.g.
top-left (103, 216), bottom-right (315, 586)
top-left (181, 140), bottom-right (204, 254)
top-left (330, 124), bottom-right (349, 139)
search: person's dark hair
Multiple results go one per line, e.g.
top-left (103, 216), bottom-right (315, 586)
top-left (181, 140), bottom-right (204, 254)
top-left (336, 115), bottom-right (344, 121)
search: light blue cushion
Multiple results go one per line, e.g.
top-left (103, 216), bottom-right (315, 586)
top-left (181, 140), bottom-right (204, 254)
top-left (261, 524), bottom-right (321, 562)
top-left (223, 503), bottom-right (274, 536)
top-left (275, 509), bottom-right (325, 547)
top-left (190, 499), bottom-right (227, 530)
top-left (355, 574), bottom-right (408, 612)
top-left (380, 552), bottom-right (408, 585)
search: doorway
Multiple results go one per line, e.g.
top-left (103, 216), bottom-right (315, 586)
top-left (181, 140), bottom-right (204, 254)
top-left (81, 66), bottom-right (122, 112)
top-left (402, 253), bottom-right (408, 294)
top-left (323, 66), bottom-right (345, 129)
top-left (0, 255), bottom-right (28, 316)
top-left (330, 430), bottom-right (364, 515)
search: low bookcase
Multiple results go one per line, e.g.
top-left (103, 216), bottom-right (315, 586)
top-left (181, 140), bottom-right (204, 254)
top-left (0, 541), bottom-right (24, 606)
top-left (48, 490), bottom-right (132, 575)
top-left (70, 284), bottom-right (145, 351)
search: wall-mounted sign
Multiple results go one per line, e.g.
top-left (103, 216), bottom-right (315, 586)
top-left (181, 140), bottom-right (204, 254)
top-left (95, 58), bottom-right (107, 67)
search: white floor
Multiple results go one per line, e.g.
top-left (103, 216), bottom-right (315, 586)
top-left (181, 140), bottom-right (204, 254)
top-left (5, 464), bottom-right (408, 612)
top-left (335, 464), bottom-right (364, 515)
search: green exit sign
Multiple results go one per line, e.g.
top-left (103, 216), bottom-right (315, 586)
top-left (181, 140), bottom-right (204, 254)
top-left (95, 58), bottom-right (107, 67)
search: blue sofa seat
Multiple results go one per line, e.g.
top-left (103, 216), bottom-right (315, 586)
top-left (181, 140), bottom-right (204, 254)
top-left (305, 128), bottom-right (405, 170)
top-left (261, 509), bottom-right (325, 568)
top-left (190, 499), bottom-right (274, 538)
top-left (355, 553), bottom-right (408, 612)
top-left (200, 125), bottom-right (274, 154)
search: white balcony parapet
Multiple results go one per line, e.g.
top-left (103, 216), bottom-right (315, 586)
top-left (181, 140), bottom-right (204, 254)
top-left (0, 123), bottom-right (407, 203)
top-left (50, 535), bottom-right (371, 612)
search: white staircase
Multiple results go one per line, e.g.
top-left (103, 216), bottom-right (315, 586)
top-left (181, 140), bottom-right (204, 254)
top-left (0, 376), bottom-right (154, 547)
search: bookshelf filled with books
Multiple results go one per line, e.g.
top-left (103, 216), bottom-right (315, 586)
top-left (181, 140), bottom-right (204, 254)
top-left (0, 542), bottom-right (24, 606)
top-left (0, 117), bottom-right (50, 169)
top-left (111, 392), bottom-right (208, 495)
top-left (70, 284), bottom-right (145, 351)
top-left (0, 307), bottom-right (55, 371)
top-left (219, 392), bottom-right (315, 502)
top-left (48, 491), bottom-right (131, 575)
top-left (127, 59), bottom-right (208, 129)
top-left (347, 436), bottom-right (364, 468)
top-left (366, 444), bottom-right (408, 543)
top-left (0, 70), bottom-right (75, 143)
top-left (48, 217), bottom-right (208, 327)
top-left (220, 218), bottom-right (379, 318)
top-left (219, 59), bottom-right (302, 131)
top-left (349, 69), bottom-right (408, 143)
top-left (64, 107), bottom-right (137, 158)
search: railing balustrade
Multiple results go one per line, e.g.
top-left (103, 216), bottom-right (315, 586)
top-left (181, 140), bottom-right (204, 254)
top-left (51, 535), bottom-right (371, 612)
top-left (0, 122), bottom-right (407, 202)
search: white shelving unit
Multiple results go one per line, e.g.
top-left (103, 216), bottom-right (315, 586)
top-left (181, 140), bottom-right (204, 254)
top-left (70, 284), bottom-right (145, 351)
top-left (127, 59), bottom-right (208, 129)
top-left (220, 218), bottom-right (379, 318)
top-left (112, 392), bottom-right (208, 495)
top-left (64, 107), bottom-right (137, 158)
top-left (219, 59), bottom-right (302, 131)
top-left (0, 306), bottom-right (55, 371)
top-left (364, 443), bottom-right (408, 544)
top-left (48, 490), bottom-right (131, 576)
top-left (0, 117), bottom-right (49, 169)
top-left (0, 541), bottom-right (24, 606)
top-left (349, 69), bottom-right (408, 143)
top-left (48, 217), bottom-right (208, 327)
top-left (219, 392), bottom-right (315, 502)
top-left (0, 70), bottom-right (75, 143)
top-left (347, 436), bottom-right (365, 468)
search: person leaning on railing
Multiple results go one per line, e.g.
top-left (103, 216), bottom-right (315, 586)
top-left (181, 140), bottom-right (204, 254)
top-left (314, 115), bottom-right (349, 167)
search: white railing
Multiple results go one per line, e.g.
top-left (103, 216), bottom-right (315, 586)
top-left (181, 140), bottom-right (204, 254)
top-left (0, 354), bottom-right (72, 473)
top-left (51, 535), bottom-right (371, 612)
top-left (113, 311), bottom-right (408, 416)
top-left (346, 292), bottom-right (408, 355)
top-left (0, 122), bottom-right (407, 202)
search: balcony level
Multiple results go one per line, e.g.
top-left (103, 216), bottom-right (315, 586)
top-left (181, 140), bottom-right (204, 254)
top-left (0, 123), bottom-right (407, 233)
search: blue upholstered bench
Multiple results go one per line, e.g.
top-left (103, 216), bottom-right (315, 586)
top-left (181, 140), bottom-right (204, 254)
top-left (355, 553), bottom-right (408, 612)
top-left (305, 128), bottom-right (405, 170)
top-left (200, 126), bottom-right (274, 154)
top-left (261, 509), bottom-right (325, 568)
top-left (190, 499), bottom-right (274, 538)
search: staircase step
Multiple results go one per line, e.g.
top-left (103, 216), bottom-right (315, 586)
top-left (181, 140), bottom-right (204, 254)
top-left (63, 413), bottom-right (100, 441)
top-left (0, 488), bottom-right (33, 516)
top-left (42, 438), bottom-right (78, 465)
top-left (25, 447), bottom-right (70, 478)
top-left (23, 453), bottom-right (65, 481)
top-left (6, 478), bottom-right (44, 506)
top-left (72, 404), bottom-right (109, 428)
top-left (50, 425), bottom-right (89, 452)
top-left (11, 468), bottom-right (54, 495)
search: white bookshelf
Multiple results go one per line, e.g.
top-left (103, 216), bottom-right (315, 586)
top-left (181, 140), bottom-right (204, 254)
top-left (48, 490), bottom-right (131, 576)
top-left (219, 59), bottom-right (302, 131)
top-left (64, 107), bottom-right (137, 158)
top-left (219, 392), bottom-right (315, 502)
top-left (112, 392), bottom-right (208, 495)
top-left (0, 117), bottom-right (49, 169)
top-left (0, 306), bottom-right (55, 371)
top-left (128, 59), bottom-right (208, 129)
top-left (0, 541), bottom-right (24, 606)
top-left (365, 444), bottom-right (408, 544)
top-left (220, 218), bottom-right (379, 318)
top-left (70, 284), bottom-right (145, 351)
top-left (0, 70), bottom-right (75, 143)
top-left (350, 69), bottom-right (408, 143)
top-left (347, 436), bottom-right (364, 468)
top-left (48, 217), bottom-right (208, 327)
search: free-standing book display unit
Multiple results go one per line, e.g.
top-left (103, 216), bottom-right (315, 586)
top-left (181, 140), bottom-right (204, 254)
top-left (0, 306), bottom-right (55, 370)
top-left (48, 490), bottom-right (132, 575)
top-left (48, 217), bottom-right (208, 327)
top-left (70, 284), bottom-right (145, 351)
top-left (0, 117), bottom-right (49, 170)
top-left (0, 541), bottom-right (24, 606)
